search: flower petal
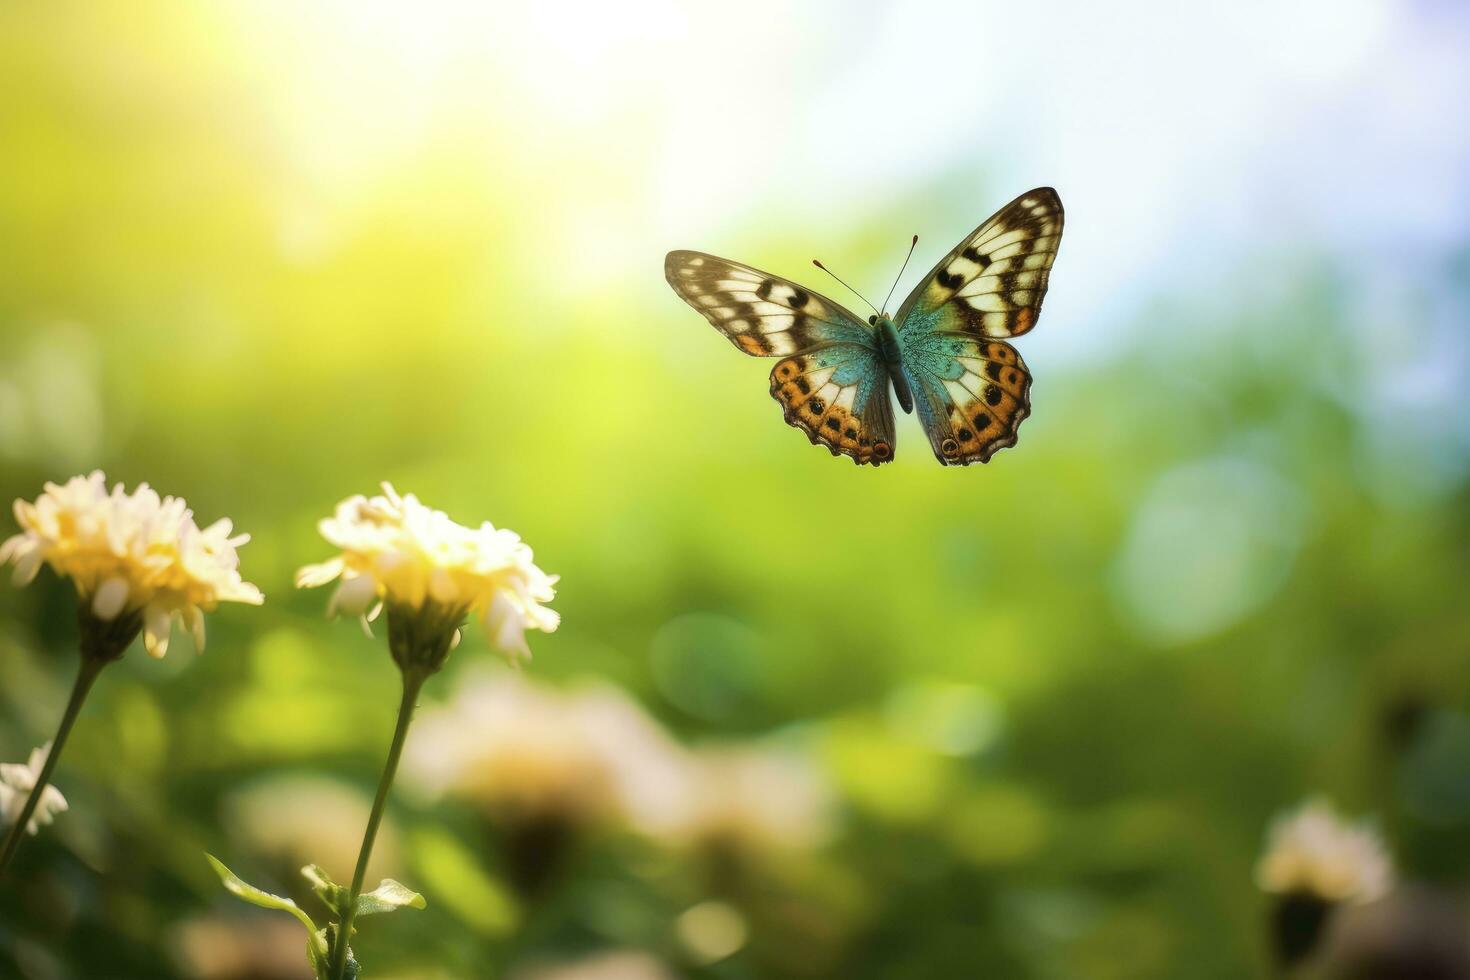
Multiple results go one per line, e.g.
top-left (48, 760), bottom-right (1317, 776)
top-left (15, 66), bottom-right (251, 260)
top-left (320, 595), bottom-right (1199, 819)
top-left (143, 604), bottom-right (173, 659)
top-left (92, 576), bottom-right (132, 621)
top-left (329, 573), bottom-right (379, 619)
top-left (183, 605), bottom-right (207, 652)
top-left (295, 557), bottom-right (345, 589)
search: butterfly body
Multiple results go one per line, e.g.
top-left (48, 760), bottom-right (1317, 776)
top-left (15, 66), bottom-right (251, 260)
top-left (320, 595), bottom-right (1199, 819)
top-left (666, 187), bottom-right (1062, 467)
top-left (873, 315), bottom-right (915, 414)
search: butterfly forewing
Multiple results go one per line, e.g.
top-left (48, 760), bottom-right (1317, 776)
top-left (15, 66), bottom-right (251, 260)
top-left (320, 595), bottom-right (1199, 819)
top-left (665, 250), bottom-right (873, 356)
top-left (896, 187), bottom-right (1063, 339)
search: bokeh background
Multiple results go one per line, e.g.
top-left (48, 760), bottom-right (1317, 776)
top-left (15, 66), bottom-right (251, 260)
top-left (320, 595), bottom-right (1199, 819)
top-left (3, 1), bottom-right (1470, 977)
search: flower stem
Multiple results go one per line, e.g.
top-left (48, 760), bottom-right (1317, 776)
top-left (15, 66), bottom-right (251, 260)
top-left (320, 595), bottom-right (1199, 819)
top-left (330, 669), bottom-right (426, 980)
top-left (0, 655), bottom-right (106, 877)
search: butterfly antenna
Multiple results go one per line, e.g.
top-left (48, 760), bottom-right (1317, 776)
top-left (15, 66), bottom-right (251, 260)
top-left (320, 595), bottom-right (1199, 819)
top-left (881, 235), bottom-right (919, 315)
top-left (812, 259), bottom-right (879, 315)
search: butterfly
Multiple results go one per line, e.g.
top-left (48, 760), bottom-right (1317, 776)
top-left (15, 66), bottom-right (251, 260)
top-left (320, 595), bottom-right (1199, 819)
top-left (665, 188), bottom-right (1063, 466)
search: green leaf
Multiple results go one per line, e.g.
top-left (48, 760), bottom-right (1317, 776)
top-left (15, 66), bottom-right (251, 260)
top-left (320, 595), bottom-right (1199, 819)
top-left (355, 878), bottom-right (427, 916)
top-left (206, 853), bottom-right (319, 937)
top-left (302, 863), bottom-right (350, 916)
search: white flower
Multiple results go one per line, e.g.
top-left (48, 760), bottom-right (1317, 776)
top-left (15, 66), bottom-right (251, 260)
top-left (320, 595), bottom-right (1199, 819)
top-left (1256, 798), bottom-right (1393, 904)
top-left (224, 775), bottom-right (402, 885)
top-left (655, 745), bottom-right (834, 854)
top-left (404, 668), bottom-right (685, 829)
top-left (513, 951), bottom-right (677, 980)
top-left (296, 483), bottom-right (558, 664)
top-left (0, 743), bottom-right (68, 836)
top-left (0, 471), bottom-right (264, 657)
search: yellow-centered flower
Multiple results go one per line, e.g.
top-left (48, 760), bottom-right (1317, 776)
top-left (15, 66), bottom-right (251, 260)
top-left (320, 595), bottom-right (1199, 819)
top-left (1256, 798), bottom-right (1393, 904)
top-left (405, 668), bottom-right (685, 829)
top-left (0, 471), bottom-right (263, 657)
top-left (296, 483), bottom-right (558, 664)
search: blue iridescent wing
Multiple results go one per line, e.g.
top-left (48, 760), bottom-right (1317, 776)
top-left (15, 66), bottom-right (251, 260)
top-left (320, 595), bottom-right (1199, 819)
top-left (900, 333), bottom-right (1032, 465)
top-left (665, 251), bottom-right (896, 465)
top-left (894, 189), bottom-right (1062, 465)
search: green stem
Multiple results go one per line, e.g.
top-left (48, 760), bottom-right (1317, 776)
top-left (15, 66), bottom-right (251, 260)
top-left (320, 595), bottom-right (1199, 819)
top-left (0, 655), bottom-right (106, 877)
top-left (329, 669), bottom-right (426, 980)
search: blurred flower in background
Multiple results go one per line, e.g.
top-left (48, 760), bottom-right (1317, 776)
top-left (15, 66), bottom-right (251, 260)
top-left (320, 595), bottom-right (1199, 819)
top-left (223, 773), bottom-right (402, 888)
top-left (406, 667), bottom-right (685, 896)
top-left (1257, 798), bottom-right (1393, 969)
top-left (403, 666), bottom-right (842, 971)
top-left (658, 745), bottom-right (834, 860)
top-left (512, 949), bottom-right (677, 980)
top-left (1257, 799), bottom-right (1393, 905)
top-left (408, 668), bottom-right (685, 830)
top-left (169, 915), bottom-right (314, 980)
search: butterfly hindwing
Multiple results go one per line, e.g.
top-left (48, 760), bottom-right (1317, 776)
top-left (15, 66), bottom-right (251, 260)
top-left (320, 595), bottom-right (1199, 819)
top-left (665, 250), bottom-right (873, 356)
top-left (771, 345), bottom-right (897, 466)
top-left (896, 187), bottom-right (1063, 340)
top-left (900, 332), bottom-right (1031, 466)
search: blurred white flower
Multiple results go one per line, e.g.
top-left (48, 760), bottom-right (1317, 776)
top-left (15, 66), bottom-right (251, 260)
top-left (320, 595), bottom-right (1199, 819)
top-left (0, 471), bottom-right (263, 657)
top-left (1256, 798), bottom-right (1393, 904)
top-left (512, 950), bottom-right (676, 980)
top-left (170, 914), bottom-right (315, 980)
top-left (296, 483), bottom-right (557, 664)
top-left (656, 745), bottom-right (834, 854)
top-left (223, 774), bottom-right (402, 886)
top-left (405, 668), bottom-right (685, 829)
top-left (0, 743), bottom-right (68, 835)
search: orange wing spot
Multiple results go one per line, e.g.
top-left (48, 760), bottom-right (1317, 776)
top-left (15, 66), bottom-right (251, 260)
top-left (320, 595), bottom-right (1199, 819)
top-left (737, 334), bottom-right (767, 355)
top-left (994, 364), bottom-right (1028, 398)
top-left (1014, 308), bottom-right (1035, 333)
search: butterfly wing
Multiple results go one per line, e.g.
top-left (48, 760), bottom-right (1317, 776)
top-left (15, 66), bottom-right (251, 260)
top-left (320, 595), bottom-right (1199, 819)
top-left (770, 345), bottom-right (896, 466)
top-left (900, 334), bottom-right (1031, 465)
top-left (665, 250), bottom-right (875, 355)
top-left (665, 250), bottom-right (896, 465)
top-left (894, 187), bottom-right (1063, 339)
top-left (894, 188), bottom-right (1062, 465)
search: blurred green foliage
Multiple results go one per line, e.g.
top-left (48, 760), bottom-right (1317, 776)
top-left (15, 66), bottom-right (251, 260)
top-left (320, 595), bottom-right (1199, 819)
top-left (2, 3), bottom-right (1470, 979)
